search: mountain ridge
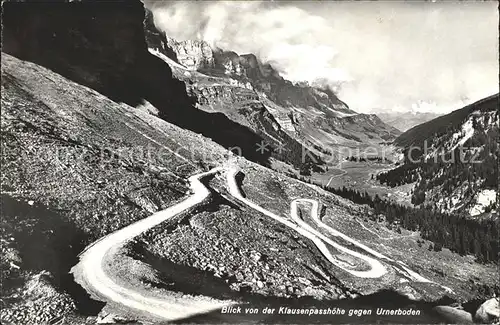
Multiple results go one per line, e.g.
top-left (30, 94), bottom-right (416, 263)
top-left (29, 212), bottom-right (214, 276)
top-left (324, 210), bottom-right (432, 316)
top-left (1, 1), bottom-right (499, 323)
top-left (144, 10), bottom-right (401, 155)
top-left (378, 94), bottom-right (499, 217)
top-left (2, 0), bottom-right (313, 169)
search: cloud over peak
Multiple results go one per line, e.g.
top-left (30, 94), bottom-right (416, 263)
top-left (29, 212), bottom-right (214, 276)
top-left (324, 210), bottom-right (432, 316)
top-left (146, 0), bottom-right (498, 114)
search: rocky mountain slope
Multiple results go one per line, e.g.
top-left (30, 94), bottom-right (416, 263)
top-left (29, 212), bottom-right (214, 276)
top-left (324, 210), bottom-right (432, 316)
top-left (2, 0), bottom-right (324, 171)
top-left (0, 51), bottom-right (338, 325)
top-left (144, 9), bottom-right (400, 156)
top-left (378, 94), bottom-right (498, 217)
top-left (1, 1), bottom-right (498, 324)
top-left (5, 53), bottom-right (497, 323)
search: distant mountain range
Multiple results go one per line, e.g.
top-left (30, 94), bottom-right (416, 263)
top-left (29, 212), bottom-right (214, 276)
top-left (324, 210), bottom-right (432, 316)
top-left (378, 112), bottom-right (441, 132)
top-left (144, 9), bottom-right (400, 161)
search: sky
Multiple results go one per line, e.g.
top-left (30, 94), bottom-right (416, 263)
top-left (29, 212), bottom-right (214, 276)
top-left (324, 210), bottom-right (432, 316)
top-left (145, 0), bottom-right (499, 114)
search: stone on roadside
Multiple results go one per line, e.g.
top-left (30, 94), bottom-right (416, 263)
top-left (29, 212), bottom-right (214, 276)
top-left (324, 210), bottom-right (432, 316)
top-left (475, 298), bottom-right (499, 324)
top-left (433, 306), bottom-right (473, 324)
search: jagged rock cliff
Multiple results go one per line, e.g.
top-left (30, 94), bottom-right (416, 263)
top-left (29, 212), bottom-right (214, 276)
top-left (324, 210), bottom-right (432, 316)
top-left (2, 0), bottom-right (394, 170)
top-left (143, 9), bottom-right (400, 154)
top-left (142, 11), bottom-right (351, 116)
top-left (2, 1), bottom-right (191, 108)
top-left (166, 37), bottom-right (215, 70)
top-left (143, 8), bottom-right (324, 170)
top-left (143, 9), bottom-right (214, 71)
top-left (3, 0), bottom-right (306, 167)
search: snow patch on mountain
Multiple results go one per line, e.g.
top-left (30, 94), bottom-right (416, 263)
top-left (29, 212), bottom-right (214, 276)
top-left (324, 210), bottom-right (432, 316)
top-left (469, 189), bottom-right (497, 216)
top-left (450, 118), bottom-right (474, 151)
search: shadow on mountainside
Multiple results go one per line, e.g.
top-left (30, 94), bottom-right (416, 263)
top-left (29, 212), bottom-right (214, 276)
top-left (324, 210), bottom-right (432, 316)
top-left (1, 0), bottom-right (272, 167)
top-left (124, 180), bottom-right (456, 324)
top-left (0, 194), bottom-right (105, 315)
top-left (168, 290), bottom-right (455, 324)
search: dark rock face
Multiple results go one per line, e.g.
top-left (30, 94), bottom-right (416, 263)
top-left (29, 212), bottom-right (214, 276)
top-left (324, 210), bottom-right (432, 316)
top-left (141, 9), bottom-right (326, 169)
top-left (1, 0), bottom-right (277, 166)
top-left (1, 1), bottom-right (189, 108)
top-left (142, 20), bottom-right (400, 148)
top-left (141, 11), bottom-right (352, 118)
top-left (141, 9), bottom-right (402, 150)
